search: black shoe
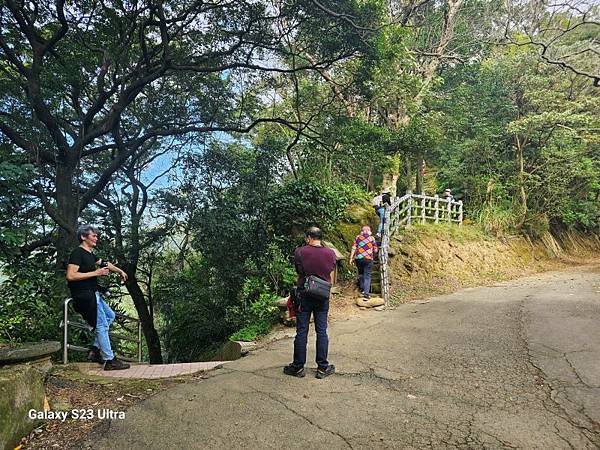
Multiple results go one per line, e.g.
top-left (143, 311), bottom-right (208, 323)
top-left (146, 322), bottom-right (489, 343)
top-left (87, 346), bottom-right (104, 364)
top-left (104, 358), bottom-right (130, 371)
top-left (316, 364), bottom-right (335, 379)
top-left (283, 364), bottom-right (305, 378)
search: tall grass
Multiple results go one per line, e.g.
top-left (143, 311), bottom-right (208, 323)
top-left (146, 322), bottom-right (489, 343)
top-left (472, 205), bottom-right (520, 236)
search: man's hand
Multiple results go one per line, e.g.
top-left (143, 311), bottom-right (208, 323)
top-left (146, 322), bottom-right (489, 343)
top-left (105, 261), bottom-right (128, 282)
top-left (96, 267), bottom-right (110, 276)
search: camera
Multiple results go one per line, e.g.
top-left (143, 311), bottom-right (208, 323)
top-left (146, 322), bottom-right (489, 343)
top-left (99, 260), bottom-right (109, 268)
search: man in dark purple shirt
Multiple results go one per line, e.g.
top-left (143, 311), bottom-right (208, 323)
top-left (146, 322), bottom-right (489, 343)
top-left (284, 227), bottom-right (337, 379)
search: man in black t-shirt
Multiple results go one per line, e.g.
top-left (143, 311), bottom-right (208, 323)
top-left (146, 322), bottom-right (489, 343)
top-left (66, 224), bottom-right (130, 371)
top-left (284, 227), bottom-right (337, 379)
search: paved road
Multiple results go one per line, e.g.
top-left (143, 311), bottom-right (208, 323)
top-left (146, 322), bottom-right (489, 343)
top-left (82, 265), bottom-right (600, 449)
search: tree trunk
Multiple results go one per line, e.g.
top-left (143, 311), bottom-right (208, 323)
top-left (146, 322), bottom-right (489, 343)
top-left (516, 135), bottom-right (527, 227)
top-left (54, 161), bottom-right (78, 269)
top-left (125, 274), bottom-right (163, 364)
top-left (381, 155), bottom-right (401, 197)
top-left (416, 0), bottom-right (464, 102)
top-left (404, 155), bottom-right (415, 193)
top-left (416, 153), bottom-right (425, 195)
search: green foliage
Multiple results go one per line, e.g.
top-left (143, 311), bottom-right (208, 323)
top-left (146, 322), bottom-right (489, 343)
top-left (1, 0), bottom-right (599, 360)
top-left (229, 292), bottom-right (279, 342)
top-left (472, 205), bottom-right (520, 236)
top-left (227, 244), bottom-right (293, 342)
top-left (268, 179), bottom-right (362, 241)
top-left (397, 113), bottom-right (443, 156)
top-left (229, 322), bottom-right (272, 342)
top-left (0, 149), bottom-right (38, 258)
top-left (435, 63), bottom-right (517, 207)
top-left (436, 48), bottom-right (599, 233)
top-left (153, 254), bottom-right (235, 362)
top-left (153, 140), bottom-right (300, 360)
top-left (0, 253), bottom-right (66, 343)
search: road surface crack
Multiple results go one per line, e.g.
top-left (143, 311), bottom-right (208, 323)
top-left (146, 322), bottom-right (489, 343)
top-left (250, 387), bottom-right (354, 448)
top-left (518, 298), bottom-right (600, 446)
top-left (564, 353), bottom-right (595, 389)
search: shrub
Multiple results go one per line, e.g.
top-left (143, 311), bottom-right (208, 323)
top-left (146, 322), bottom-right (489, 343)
top-left (229, 292), bottom-right (279, 342)
top-left (267, 179), bottom-right (363, 245)
top-left (153, 254), bottom-right (236, 362)
top-left (0, 253), bottom-right (66, 344)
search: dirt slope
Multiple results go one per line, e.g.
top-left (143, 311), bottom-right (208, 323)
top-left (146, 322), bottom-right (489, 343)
top-left (387, 224), bottom-right (600, 303)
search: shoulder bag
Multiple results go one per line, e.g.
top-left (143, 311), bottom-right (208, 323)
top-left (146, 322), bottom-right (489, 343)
top-left (304, 275), bottom-right (332, 301)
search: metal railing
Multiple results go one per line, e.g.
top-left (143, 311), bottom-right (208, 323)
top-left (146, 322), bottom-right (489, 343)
top-left (379, 193), bottom-right (464, 306)
top-left (62, 297), bottom-right (143, 364)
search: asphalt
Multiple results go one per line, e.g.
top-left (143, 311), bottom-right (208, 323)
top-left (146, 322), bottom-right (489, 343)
top-left (79, 264), bottom-right (600, 449)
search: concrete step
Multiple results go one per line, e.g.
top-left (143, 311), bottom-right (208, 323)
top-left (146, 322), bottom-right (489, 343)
top-left (81, 361), bottom-right (229, 379)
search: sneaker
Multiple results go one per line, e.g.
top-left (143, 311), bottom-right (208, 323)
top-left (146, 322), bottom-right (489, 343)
top-left (87, 346), bottom-right (104, 364)
top-left (104, 358), bottom-right (130, 371)
top-left (316, 364), bottom-right (335, 379)
top-left (283, 364), bottom-right (305, 378)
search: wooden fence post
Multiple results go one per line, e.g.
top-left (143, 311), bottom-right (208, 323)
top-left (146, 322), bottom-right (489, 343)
top-left (458, 200), bottom-right (463, 225)
top-left (434, 195), bottom-right (439, 223)
top-left (393, 199), bottom-right (400, 233)
top-left (421, 196), bottom-right (426, 224)
top-left (407, 195), bottom-right (413, 226)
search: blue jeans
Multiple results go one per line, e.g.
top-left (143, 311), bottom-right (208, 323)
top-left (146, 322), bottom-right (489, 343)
top-left (355, 258), bottom-right (373, 296)
top-left (293, 293), bottom-right (330, 370)
top-left (94, 292), bottom-right (115, 360)
top-left (376, 207), bottom-right (385, 235)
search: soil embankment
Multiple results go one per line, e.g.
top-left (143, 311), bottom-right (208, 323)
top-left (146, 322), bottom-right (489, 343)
top-left (387, 225), bottom-right (600, 303)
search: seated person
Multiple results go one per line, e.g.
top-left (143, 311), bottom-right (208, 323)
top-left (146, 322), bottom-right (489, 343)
top-left (66, 224), bottom-right (130, 370)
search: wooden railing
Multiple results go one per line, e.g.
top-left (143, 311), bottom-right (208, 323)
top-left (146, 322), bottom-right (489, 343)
top-left (380, 193), bottom-right (463, 306)
top-left (389, 193), bottom-right (463, 234)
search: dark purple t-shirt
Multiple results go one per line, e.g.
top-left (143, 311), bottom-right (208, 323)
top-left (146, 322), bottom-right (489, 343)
top-left (294, 244), bottom-right (337, 288)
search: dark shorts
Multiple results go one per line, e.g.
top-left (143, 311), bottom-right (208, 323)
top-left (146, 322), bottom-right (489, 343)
top-left (71, 290), bottom-right (97, 329)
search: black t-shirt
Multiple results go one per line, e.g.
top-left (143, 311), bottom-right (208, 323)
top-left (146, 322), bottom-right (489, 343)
top-left (67, 246), bottom-right (100, 294)
top-left (382, 193), bottom-right (391, 206)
